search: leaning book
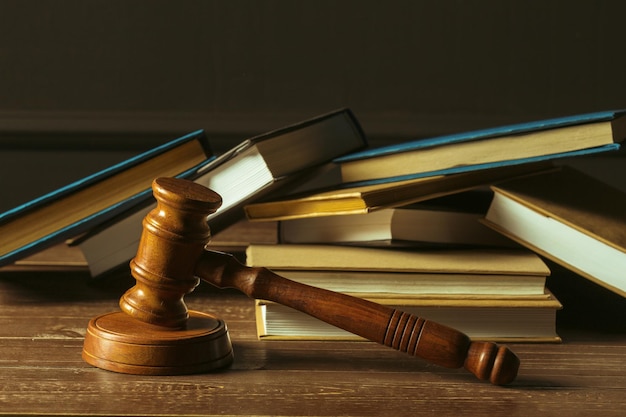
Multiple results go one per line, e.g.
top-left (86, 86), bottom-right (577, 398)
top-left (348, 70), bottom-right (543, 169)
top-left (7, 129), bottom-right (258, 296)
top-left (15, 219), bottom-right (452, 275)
top-left (334, 110), bottom-right (626, 184)
top-left (482, 167), bottom-right (626, 298)
top-left (74, 109), bottom-right (368, 278)
top-left (244, 162), bottom-right (553, 221)
top-left (0, 130), bottom-right (213, 267)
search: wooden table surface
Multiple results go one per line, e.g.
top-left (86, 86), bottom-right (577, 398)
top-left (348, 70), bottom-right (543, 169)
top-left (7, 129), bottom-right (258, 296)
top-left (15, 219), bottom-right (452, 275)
top-left (1, 260), bottom-right (625, 416)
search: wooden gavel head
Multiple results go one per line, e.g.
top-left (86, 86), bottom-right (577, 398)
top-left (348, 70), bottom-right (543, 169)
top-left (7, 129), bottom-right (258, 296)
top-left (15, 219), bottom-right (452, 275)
top-left (119, 177), bottom-right (222, 328)
top-left (82, 177), bottom-right (234, 375)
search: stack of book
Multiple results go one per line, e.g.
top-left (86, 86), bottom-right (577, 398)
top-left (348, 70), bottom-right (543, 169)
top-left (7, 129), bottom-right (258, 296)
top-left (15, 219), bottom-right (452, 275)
top-left (2, 108), bottom-right (624, 345)
top-left (244, 109), bottom-right (626, 343)
top-left (248, 244), bottom-right (562, 343)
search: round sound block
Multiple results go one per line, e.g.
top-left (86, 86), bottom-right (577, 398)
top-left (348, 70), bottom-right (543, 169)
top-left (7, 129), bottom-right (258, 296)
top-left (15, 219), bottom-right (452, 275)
top-left (82, 310), bottom-right (234, 375)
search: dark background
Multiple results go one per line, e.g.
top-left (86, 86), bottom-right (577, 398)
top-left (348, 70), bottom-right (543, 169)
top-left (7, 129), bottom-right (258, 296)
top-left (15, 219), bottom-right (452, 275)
top-left (1, 0), bottom-right (625, 210)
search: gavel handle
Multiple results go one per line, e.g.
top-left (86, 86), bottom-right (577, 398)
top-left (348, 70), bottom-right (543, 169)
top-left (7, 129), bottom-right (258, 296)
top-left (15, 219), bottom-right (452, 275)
top-left (196, 250), bottom-right (519, 385)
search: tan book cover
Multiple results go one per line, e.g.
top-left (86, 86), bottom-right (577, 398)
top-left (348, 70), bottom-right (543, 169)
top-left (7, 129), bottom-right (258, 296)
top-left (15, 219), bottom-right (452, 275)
top-left (483, 167), bottom-right (626, 297)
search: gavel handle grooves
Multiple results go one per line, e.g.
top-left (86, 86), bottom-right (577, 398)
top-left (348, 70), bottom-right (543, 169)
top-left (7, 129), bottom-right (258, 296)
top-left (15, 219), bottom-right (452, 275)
top-left (196, 250), bottom-right (519, 385)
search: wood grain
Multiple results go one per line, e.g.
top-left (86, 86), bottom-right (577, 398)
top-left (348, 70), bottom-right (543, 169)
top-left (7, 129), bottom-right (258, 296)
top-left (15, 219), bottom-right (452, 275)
top-left (1, 268), bottom-right (625, 416)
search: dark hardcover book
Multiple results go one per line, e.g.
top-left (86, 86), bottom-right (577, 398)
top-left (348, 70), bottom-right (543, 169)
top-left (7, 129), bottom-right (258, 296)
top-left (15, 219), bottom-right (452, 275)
top-left (75, 109), bottom-right (368, 278)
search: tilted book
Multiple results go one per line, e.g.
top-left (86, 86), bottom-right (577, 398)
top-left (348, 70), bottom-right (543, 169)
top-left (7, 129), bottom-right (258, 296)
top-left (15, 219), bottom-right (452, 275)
top-left (0, 130), bottom-right (213, 267)
top-left (244, 162), bottom-right (553, 221)
top-left (482, 167), bottom-right (626, 298)
top-left (334, 110), bottom-right (626, 184)
top-left (75, 109), bottom-right (368, 278)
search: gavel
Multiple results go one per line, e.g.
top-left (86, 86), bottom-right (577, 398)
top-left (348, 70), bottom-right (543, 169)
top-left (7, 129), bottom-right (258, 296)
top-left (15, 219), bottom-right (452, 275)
top-left (82, 177), bottom-right (520, 385)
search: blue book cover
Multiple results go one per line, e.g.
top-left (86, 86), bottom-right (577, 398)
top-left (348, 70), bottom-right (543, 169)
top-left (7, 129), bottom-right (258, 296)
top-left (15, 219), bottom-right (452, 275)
top-left (336, 110), bottom-right (625, 162)
top-left (0, 130), bottom-right (214, 266)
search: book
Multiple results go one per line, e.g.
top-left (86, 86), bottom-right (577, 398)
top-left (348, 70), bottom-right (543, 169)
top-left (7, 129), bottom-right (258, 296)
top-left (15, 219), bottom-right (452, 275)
top-left (243, 162), bottom-right (555, 221)
top-left (334, 110), bottom-right (626, 184)
top-left (74, 109), bottom-right (368, 278)
top-left (255, 293), bottom-right (562, 343)
top-left (482, 167), bottom-right (626, 298)
top-left (2, 220), bottom-right (274, 272)
top-left (245, 244), bottom-right (550, 296)
top-left (261, 267), bottom-right (547, 298)
top-left (1, 243), bottom-right (88, 272)
top-left (277, 190), bottom-right (516, 247)
top-left (0, 130), bottom-right (213, 267)
top-left (207, 219), bottom-right (279, 254)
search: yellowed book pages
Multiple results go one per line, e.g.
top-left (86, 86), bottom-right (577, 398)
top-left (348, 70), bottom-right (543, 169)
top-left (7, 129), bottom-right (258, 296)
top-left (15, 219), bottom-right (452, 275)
top-left (246, 244), bottom-right (550, 276)
top-left (273, 269), bottom-right (547, 297)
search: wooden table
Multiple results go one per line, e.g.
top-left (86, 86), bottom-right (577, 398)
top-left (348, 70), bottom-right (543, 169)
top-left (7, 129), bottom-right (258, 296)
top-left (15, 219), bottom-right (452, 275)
top-left (1, 261), bottom-right (625, 416)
